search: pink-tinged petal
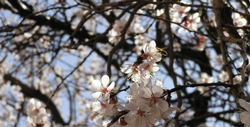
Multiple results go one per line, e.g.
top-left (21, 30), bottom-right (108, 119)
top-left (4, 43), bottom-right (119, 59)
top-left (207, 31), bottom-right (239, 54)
top-left (194, 18), bottom-right (200, 22)
top-left (35, 101), bottom-right (42, 109)
top-left (157, 99), bottom-right (169, 112)
top-left (139, 118), bottom-right (147, 127)
top-left (27, 99), bottom-right (35, 110)
top-left (141, 78), bottom-right (150, 85)
top-left (150, 106), bottom-right (161, 118)
top-left (156, 9), bottom-right (164, 16)
top-left (92, 92), bottom-right (102, 100)
top-left (29, 98), bottom-right (35, 105)
top-left (138, 103), bottom-right (150, 112)
top-left (239, 99), bottom-right (250, 112)
top-left (130, 83), bottom-right (139, 92)
top-left (142, 71), bottom-right (151, 79)
top-left (27, 116), bottom-right (33, 123)
top-left (155, 79), bottom-right (163, 87)
top-left (145, 113), bottom-right (156, 124)
top-left (91, 101), bottom-right (101, 112)
top-left (152, 85), bottom-right (163, 97)
top-left (125, 103), bottom-right (138, 111)
top-left (155, 54), bottom-right (162, 62)
top-left (166, 107), bottom-right (179, 115)
top-left (172, 4), bottom-right (179, 10)
top-left (139, 62), bottom-right (147, 69)
top-left (143, 43), bottom-right (148, 52)
top-left (38, 108), bottom-right (47, 115)
top-left (148, 46), bottom-right (156, 54)
top-left (101, 75), bottom-right (110, 87)
top-left (184, 6), bottom-right (191, 12)
top-left (152, 64), bottom-right (159, 72)
top-left (171, 12), bottom-right (179, 19)
top-left (102, 93), bottom-right (110, 101)
top-left (107, 82), bottom-right (115, 91)
top-left (92, 80), bottom-right (102, 91)
top-left (124, 113), bottom-right (136, 124)
top-left (240, 112), bottom-right (250, 126)
top-left (141, 87), bottom-right (151, 98)
top-left (149, 40), bottom-right (156, 48)
top-left (192, 12), bottom-right (200, 19)
top-left (234, 13), bottom-right (240, 19)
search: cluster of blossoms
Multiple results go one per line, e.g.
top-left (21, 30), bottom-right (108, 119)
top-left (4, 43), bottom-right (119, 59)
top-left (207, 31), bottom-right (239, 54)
top-left (108, 20), bottom-right (129, 45)
top-left (26, 98), bottom-right (50, 127)
top-left (224, 12), bottom-right (247, 37)
top-left (121, 41), bottom-right (162, 84)
top-left (169, 2), bottom-right (191, 23)
top-left (108, 15), bottom-right (145, 46)
top-left (169, 2), bottom-right (200, 31)
top-left (107, 11), bottom-right (149, 55)
top-left (155, 1), bottom-right (193, 30)
top-left (120, 79), bottom-right (177, 127)
top-left (89, 75), bottom-right (123, 127)
top-left (88, 41), bottom-right (177, 127)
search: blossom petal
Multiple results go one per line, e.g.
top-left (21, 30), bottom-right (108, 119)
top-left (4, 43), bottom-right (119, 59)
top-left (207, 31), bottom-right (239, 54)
top-left (102, 93), bottom-right (110, 101)
top-left (240, 112), bottom-right (250, 126)
top-left (138, 103), bottom-right (150, 112)
top-left (152, 64), bottom-right (159, 72)
top-left (193, 12), bottom-right (200, 19)
top-left (92, 80), bottom-right (102, 91)
top-left (157, 99), bottom-right (169, 112)
top-left (145, 113), bottom-right (156, 124)
top-left (239, 99), bottom-right (250, 112)
top-left (184, 6), bottom-right (191, 12)
top-left (130, 83), bottom-right (139, 92)
top-left (101, 75), bottom-right (110, 87)
top-left (155, 79), bottom-right (163, 88)
top-left (125, 103), bottom-right (138, 111)
top-left (141, 87), bottom-right (151, 98)
top-left (124, 113), bottom-right (136, 124)
top-left (91, 101), bottom-right (101, 112)
top-left (152, 85), bottom-right (163, 97)
top-left (92, 92), bottom-right (102, 100)
top-left (107, 82), bottom-right (115, 91)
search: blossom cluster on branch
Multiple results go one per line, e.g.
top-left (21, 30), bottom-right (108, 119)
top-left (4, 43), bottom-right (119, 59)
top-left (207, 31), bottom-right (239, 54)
top-left (88, 41), bottom-right (178, 127)
top-left (1, 0), bottom-right (250, 127)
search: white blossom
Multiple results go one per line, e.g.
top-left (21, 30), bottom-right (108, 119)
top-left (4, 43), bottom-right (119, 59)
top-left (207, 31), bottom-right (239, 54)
top-left (141, 41), bottom-right (162, 63)
top-left (26, 98), bottom-right (50, 127)
top-left (91, 75), bottom-right (115, 101)
top-left (183, 12), bottom-right (200, 31)
top-left (170, 2), bottom-right (191, 23)
top-left (193, 36), bottom-right (206, 51)
top-left (218, 71), bottom-right (229, 83)
top-left (173, 42), bottom-right (181, 52)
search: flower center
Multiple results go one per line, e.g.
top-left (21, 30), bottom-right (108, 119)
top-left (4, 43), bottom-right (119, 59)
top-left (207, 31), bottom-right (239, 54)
top-left (149, 96), bottom-right (157, 106)
top-left (141, 53), bottom-right (149, 60)
top-left (132, 65), bottom-right (139, 74)
top-left (102, 87), bottom-right (109, 93)
top-left (137, 109), bottom-right (145, 117)
top-left (144, 64), bottom-right (151, 70)
top-left (179, 10), bottom-right (186, 14)
top-left (101, 102), bottom-right (107, 108)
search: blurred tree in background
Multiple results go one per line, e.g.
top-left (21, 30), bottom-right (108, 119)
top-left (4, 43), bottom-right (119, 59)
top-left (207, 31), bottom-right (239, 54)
top-left (0, 0), bottom-right (250, 126)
